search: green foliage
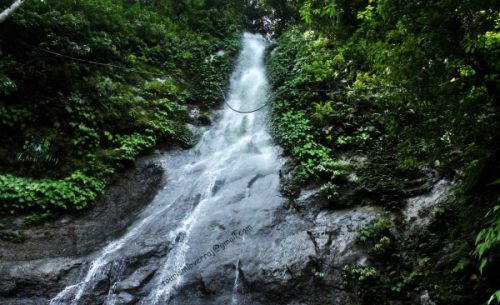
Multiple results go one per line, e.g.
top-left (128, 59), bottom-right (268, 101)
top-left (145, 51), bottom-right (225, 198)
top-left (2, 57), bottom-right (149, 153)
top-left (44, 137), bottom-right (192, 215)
top-left (0, 171), bottom-right (105, 212)
top-left (489, 290), bottom-right (500, 305)
top-left (0, 230), bottom-right (25, 243)
top-left (391, 267), bottom-right (424, 294)
top-left (266, 0), bottom-right (499, 303)
top-left (475, 203), bottom-right (500, 274)
top-left (357, 217), bottom-right (391, 243)
top-left (268, 0), bottom-right (499, 196)
top-left (372, 236), bottom-right (391, 254)
top-left (342, 264), bottom-right (383, 304)
top-left (0, 0), bottom-right (247, 214)
top-left (23, 212), bottom-right (55, 226)
top-left (272, 107), bottom-right (350, 199)
top-left (357, 217), bottom-right (393, 255)
top-left (311, 267), bottom-right (326, 278)
top-left (114, 134), bottom-right (156, 162)
top-left (342, 265), bottom-right (378, 282)
top-left (268, 30), bottom-right (362, 202)
top-left (16, 137), bottom-right (59, 168)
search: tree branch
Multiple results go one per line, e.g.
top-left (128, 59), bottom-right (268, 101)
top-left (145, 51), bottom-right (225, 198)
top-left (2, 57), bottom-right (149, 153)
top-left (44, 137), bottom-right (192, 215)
top-left (0, 0), bottom-right (25, 24)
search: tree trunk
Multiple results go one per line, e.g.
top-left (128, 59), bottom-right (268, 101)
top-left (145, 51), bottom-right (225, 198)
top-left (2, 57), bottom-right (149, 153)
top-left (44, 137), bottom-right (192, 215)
top-left (0, 0), bottom-right (25, 24)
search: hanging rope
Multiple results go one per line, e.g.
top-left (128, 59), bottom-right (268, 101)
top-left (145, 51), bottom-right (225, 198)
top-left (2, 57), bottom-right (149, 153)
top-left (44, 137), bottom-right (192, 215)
top-left (3, 35), bottom-right (465, 109)
top-left (217, 86), bottom-right (274, 114)
top-left (0, 35), bottom-right (168, 77)
top-left (217, 85), bottom-right (343, 114)
top-left (2, 35), bottom-right (335, 114)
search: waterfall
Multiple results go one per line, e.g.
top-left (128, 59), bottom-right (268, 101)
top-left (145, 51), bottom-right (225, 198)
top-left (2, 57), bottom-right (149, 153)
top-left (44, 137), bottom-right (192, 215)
top-left (49, 33), bottom-right (282, 305)
top-left (231, 260), bottom-right (242, 305)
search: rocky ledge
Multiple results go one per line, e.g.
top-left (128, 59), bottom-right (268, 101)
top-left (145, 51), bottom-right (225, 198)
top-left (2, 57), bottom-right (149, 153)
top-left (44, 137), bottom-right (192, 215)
top-left (0, 156), bottom-right (165, 261)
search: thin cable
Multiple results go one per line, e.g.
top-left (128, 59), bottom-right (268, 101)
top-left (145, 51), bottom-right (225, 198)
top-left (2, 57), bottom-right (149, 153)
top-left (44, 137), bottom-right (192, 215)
top-left (217, 85), bottom-right (327, 114)
top-left (217, 85), bottom-right (343, 114)
top-left (224, 101), bottom-right (270, 114)
top-left (3, 35), bottom-right (467, 109)
top-left (2, 36), bottom-right (331, 114)
top-left (0, 35), bottom-right (168, 77)
top-left (218, 86), bottom-right (279, 114)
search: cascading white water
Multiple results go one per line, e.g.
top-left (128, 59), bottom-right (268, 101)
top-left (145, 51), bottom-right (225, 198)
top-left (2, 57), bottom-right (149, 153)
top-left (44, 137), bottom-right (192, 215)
top-left (143, 32), bottom-right (273, 305)
top-left (50, 33), bottom-right (282, 305)
top-left (231, 260), bottom-right (241, 305)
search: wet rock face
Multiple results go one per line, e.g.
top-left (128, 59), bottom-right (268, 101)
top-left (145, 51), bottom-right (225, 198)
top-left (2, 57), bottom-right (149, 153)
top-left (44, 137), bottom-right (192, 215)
top-left (0, 175), bottom-right (382, 305)
top-left (0, 157), bottom-right (164, 305)
top-left (0, 177), bottom-right (448, 305)
top-left (0, 257), bottom-right (83, 304)
top-left (147, 182), bottom-right (448, 305)
top-left (420, 290), bottom-right (437, 305)
top-left (0, 158), bottom-right (164, 261)
top-left (142, 203), bottom-right (383, 305)
top-left (403, 179), bottom-right (454, 229)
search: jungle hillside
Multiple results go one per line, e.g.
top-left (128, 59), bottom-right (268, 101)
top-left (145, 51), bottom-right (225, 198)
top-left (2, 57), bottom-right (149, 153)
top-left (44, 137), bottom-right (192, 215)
top-left (0, 1), bottom-right (499, 305)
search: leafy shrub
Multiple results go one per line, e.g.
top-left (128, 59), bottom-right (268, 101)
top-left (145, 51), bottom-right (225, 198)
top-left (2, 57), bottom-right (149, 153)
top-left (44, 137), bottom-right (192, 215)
top-left (0, 171), bottom-right (105, 212)
top-left (357, 217), bottom-right (392, 243)
top-left (342, 265), bottom-right (378, 283)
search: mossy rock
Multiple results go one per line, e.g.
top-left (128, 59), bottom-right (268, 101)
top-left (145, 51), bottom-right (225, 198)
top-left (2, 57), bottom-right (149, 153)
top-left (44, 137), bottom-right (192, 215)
top-left (197, 112), bottom-right (212, 126)
top-left (0, 230), bottom-right (26, 243)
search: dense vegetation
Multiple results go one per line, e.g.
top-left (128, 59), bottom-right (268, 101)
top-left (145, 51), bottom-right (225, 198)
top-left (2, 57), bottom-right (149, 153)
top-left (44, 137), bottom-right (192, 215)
top-left (260, 0), bottom-right (499, 304)
top-left (1, 0), bottom-right (499, 304)
top-left (0, 0), bottom-right (252, 216)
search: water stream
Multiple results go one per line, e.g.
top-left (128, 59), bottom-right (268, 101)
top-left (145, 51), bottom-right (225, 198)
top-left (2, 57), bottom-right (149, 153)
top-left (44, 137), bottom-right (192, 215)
top-left (50, 32), bottom-right (283, 305)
